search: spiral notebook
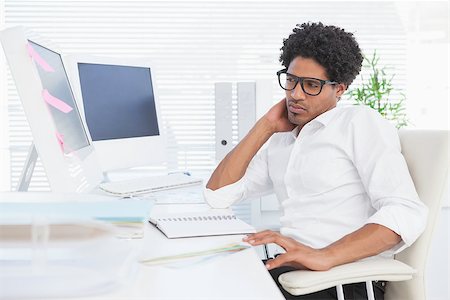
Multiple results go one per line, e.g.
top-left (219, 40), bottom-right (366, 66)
top-left (149, 210), bottom-right (256, 239)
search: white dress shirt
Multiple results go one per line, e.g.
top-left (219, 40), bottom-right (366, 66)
top-left (204, 105), bottom-right (428, 257)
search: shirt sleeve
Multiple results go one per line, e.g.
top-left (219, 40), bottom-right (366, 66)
top-left (204, 144), bottom-right (274, 209)
top-left (350, 107), bottom-right (428, 253)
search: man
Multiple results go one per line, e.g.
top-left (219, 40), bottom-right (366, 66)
top-left (205, 22), bottom-right (427, 299)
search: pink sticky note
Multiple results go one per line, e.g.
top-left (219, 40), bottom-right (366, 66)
top-left (27, 43), bottom-right (55, 72)
top-left (42, 89), bottom-right (73, 113)
top-left (55, 131), bottom-right (64, 151)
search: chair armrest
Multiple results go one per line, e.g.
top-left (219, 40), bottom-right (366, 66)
top-left (278, 258), bottom-right (415, 296)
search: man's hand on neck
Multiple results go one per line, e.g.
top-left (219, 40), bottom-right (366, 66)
top-left (206, 98), bottom-right (294, 191)
top-left (264, 98), bottom-right (296, 133)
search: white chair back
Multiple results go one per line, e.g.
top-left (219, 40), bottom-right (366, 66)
top-left (386, 130), bottom-right (449, 300)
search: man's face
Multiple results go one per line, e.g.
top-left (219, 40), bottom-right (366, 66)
top-left (285, 56), bottom-right (346, 127)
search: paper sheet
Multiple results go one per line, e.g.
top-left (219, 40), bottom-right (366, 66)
top-left (140, 243), bottom-right (250, 266)
top-left (27, 43), bottom-right (55, 72)
top-left (42, 89), bottom-right (73, 113)
top-left (55, 131), bottom-right (64, 151)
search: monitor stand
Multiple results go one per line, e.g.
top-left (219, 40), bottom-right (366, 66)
top-left (16, 143), bottom-right (110, 192)
top-left (16, 143), bottom-right (38, 192)
top-left (16, 143), bottom-right (166, 192)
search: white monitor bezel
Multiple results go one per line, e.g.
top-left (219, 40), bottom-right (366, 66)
top-left (65, 54), bottom-right (166, 172)
top-left (0, 26), bottom-right (103, 192)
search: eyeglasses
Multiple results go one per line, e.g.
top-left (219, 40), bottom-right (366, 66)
top-left (276, 69), bottom-right (338, 96)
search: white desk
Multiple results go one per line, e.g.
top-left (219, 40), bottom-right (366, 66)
top-left (0, 192), bottom-right (284, 300)
top-left (72, 203), bottom-right (285, 300)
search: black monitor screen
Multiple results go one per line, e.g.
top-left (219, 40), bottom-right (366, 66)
top-left (28, 40), bottom-right (90, 154)
top-left (77, 63), bottom-right (159, 141)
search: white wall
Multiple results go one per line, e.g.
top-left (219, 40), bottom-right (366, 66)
top-left (395, 2), bottom-right (449, 130)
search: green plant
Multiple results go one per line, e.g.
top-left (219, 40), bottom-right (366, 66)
top-left (347, 51), bottom-right (409, 129)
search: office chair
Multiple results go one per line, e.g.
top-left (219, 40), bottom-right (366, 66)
top-left (277, 129), bottom-right (449, 300)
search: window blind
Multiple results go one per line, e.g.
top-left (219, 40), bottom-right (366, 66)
top-left (1, 1), bottom-right (407, 222)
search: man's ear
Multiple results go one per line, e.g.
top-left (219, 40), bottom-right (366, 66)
top-left (336, 83), bottom-right (347, 98)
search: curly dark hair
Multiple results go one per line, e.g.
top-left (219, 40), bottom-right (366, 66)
top-left (280, 22), bottom-right (363, 86)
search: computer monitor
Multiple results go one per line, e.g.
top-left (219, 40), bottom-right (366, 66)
top-left (0, 26), bottom-right (103, 192)
top-left (66, 55), bottom-right (166, 172)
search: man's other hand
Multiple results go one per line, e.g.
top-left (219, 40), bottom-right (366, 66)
top-left (243, 230), bottom-right (332, 271)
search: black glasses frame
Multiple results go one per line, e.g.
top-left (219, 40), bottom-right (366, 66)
top-left (276, 69), bottom-right (338, 96)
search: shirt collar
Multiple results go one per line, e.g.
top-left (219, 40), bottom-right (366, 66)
top-left (290, 106), bottom-right (341, 139)
top-left (290, 126), bottom-right (301, 139)
top-left (312, 106), bottom-right (340, 127)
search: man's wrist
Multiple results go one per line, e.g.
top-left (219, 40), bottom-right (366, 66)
top-left (257, 116), bottom-right (277, 136)
top-left (317, 247), bottom-right (338, 270)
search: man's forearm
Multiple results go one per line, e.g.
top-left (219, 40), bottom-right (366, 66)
top-left (320, 223), bottom-right (401, 269)
top-left (206, 117), bottom-right (275, 190)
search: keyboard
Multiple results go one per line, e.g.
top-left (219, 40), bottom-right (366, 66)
top-left (99, 173), bottom-right (203, 196)
top-left (153, 188), bottom-right (205, 204)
